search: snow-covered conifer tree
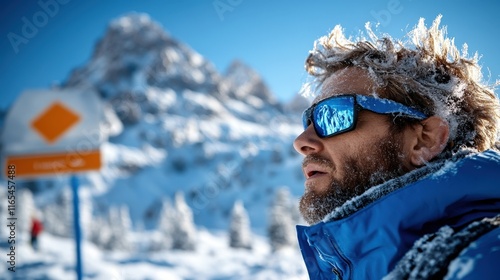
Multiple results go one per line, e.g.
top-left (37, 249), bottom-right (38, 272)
top-left (42, 187), bottom-right (73, 238)
top-left (229, 200), bottom-right (252, 249)
top-left (149, 198), bottom-right (175, 251)
top-left (17, 188), bottom-right (36, 243)
top-left (43, 186), bottom-right (93, 242)
top-left (171, 192), bottom-right (196, 250)
top-left (267, 187), bottom-right (296, 252)
top-left (89, 213), bottom-right (112, 249)
top-left (104, 205), bottom-right (132, 251)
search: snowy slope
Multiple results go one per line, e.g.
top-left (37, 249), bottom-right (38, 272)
top-left (0, 12), bottom-right (310, 279)
top-left (57, 12), bottom-right (307, 232)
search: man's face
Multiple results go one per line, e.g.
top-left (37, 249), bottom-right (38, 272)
top-left (294, 67), bottom-right (411, 225)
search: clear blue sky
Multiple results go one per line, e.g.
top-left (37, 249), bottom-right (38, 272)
top-left (1, 0), bottom-right (499, 110)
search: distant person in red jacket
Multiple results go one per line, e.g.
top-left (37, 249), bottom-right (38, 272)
top-left (30, 216), bottom-right (43, 250)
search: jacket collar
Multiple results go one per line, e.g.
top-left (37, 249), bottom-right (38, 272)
top-left (297, 149), bottom-right (500, 279)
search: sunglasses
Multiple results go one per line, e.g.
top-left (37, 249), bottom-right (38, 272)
top-left (302, 94), bottom-right (428, 138)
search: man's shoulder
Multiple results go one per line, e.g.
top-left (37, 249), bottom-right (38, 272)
top-left (454, 149), bottom-right (500, 167)
top-left (445, 226), bottom-right (500, 280)
top-left (477, 148), bottom-right (500, 158)
top-left (386, 216), bottom-right (500, 279)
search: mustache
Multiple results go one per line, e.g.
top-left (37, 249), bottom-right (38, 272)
top-left (302, 154), bottom-right (335, 170)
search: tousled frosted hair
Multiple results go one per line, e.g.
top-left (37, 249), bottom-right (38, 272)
top-left (305, 15), bottom-right (500, 154)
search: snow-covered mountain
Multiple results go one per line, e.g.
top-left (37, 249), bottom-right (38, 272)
top-left (1, 12), bottom-right (312, 279)
top-left (52, 12), bottom-right (306, 232)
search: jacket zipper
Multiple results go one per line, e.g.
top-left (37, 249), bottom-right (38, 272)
top-left (330, 236), bottom-right (353, 280)
top-left (332, 266), bottom-right (342, 279)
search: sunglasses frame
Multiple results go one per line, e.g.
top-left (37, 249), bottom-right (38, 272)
top-left (302, 94), bottom-right (428, 138)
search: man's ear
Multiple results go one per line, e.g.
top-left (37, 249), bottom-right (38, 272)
top-left (406, 116), bottom-right (450, 166)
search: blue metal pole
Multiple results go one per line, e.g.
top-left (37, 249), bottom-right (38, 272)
top-left (71, 175), bottom-right (83, 280)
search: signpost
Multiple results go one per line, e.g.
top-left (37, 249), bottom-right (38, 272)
top-left (2, 88), bottom-right (104, 280)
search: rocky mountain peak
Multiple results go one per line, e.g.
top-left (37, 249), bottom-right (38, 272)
top-left (93, 12), bottom-right (171, 59)
top-left (65, 13), bottom-right (222, 100)
top-left (223, 60), bottom-right (276, 105)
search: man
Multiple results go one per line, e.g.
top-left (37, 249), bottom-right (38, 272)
top-left (294, 16), bottom-right (500, 279)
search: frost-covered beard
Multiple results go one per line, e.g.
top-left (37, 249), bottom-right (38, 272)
top-left (299, 133), bottom-right (407, 225)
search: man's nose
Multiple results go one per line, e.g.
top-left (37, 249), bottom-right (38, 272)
top-left (293, 125), bottom-right (323, 156)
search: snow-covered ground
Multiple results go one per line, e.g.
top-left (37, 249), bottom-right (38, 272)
top-left (2, 229), bottom-right (308, 280)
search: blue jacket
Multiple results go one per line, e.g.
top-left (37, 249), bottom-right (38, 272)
top-left (296, 149), bottom-right (500, 279)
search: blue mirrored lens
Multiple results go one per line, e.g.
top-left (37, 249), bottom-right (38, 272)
top-left (313, 96), bottom-right (355, 137)
top-left (302, 107), bottom-right (311, 129)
